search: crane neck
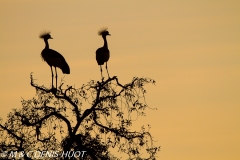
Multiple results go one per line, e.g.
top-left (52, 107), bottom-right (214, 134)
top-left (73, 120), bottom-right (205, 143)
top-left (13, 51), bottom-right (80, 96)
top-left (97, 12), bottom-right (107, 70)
top-left (44, 39), bottom-right (49, 49)
top-left (102, 36), bottom-right (108, 48)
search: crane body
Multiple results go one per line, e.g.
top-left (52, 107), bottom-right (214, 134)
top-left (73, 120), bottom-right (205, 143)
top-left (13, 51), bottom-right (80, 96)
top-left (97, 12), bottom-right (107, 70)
top-left (40, 32), bottom-right (70, 89)
top-left (96, 28), bottom-right (111, 79)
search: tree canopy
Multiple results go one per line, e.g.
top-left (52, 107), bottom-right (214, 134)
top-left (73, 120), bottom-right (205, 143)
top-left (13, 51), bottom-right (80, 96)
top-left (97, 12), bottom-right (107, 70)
top-left (0, 74), bottom-right (160, 159)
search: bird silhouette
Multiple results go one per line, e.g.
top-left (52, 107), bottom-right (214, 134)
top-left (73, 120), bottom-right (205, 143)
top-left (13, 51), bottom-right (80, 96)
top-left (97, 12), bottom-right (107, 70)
top-left (39, 31), bottom-right (70, 89)
top-left (96, 28), bottom-right (111, 79)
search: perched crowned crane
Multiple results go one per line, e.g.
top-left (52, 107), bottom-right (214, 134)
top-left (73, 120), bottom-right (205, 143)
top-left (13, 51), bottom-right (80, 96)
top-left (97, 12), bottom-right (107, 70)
top-left (96, 28), bottom-right (111, 79)
top-left (40, 31), bottom-right (70, 89)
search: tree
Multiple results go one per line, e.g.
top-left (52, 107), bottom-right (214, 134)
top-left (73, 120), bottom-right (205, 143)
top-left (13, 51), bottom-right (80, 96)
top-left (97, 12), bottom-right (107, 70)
top-left (0, 74), bottom-right (160, 159)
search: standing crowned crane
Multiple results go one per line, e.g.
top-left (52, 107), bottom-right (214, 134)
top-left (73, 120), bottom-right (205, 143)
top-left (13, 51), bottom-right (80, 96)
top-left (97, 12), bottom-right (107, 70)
top-left (40, 31), bottom-right (70, 89)
top-left (96, 28), bottom-right (111, 79)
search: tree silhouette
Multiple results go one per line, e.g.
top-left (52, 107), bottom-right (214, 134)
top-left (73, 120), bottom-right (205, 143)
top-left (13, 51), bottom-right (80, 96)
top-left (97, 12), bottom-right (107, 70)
top-left (0, 74), bottom-right (160, 159)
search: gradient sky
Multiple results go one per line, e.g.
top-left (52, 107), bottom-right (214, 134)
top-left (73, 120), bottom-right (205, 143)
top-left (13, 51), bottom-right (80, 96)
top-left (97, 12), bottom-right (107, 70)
top-left (1, 0), bottom-right (240, 159)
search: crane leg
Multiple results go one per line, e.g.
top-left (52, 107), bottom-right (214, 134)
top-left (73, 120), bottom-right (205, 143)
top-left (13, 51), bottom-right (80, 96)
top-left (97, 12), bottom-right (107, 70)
top-left (105, 62), bottom-right (110, 78)
top-left (50, 66), bottom-right (54, 89)
top-left (55, 67), bottom-right (58, 89)
top-left (100, 65), bottom-right (103, 79)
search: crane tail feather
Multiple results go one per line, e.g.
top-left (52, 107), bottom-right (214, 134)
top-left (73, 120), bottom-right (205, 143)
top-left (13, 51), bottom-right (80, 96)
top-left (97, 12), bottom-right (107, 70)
top-left (61, 64), bottom-right (70, 74)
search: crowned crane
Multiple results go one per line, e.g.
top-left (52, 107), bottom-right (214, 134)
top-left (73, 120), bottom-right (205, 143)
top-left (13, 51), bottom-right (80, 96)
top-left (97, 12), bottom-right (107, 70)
top-left (96, 28), bottom-right (111, 79)
top-left (39, 31), bottom-right (70, 89)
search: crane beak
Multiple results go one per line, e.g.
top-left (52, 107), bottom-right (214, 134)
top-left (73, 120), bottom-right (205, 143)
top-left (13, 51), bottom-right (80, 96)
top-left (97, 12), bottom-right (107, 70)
top-left (108, 34), bottom-right (111, 36)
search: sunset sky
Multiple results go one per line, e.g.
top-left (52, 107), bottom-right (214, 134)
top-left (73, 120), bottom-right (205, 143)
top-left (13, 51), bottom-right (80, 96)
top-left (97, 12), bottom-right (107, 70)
top-left (1, 0), bottom-right (240, 159)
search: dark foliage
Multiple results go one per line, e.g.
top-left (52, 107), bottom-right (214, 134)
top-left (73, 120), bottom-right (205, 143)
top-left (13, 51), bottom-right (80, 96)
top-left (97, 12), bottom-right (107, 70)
top-left (0, 74), bottom-right (160, 159)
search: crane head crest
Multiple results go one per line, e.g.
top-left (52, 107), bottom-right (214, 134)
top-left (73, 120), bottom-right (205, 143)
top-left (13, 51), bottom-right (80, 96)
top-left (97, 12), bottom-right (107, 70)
top-left (98, 27), bottom-right (110, 36)
top-left (39, 31), bottom-right (52, 39)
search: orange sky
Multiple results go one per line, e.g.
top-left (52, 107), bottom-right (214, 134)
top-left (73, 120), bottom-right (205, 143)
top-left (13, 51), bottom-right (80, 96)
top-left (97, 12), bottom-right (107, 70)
top-left (1, 1), bottom-right (240, 159)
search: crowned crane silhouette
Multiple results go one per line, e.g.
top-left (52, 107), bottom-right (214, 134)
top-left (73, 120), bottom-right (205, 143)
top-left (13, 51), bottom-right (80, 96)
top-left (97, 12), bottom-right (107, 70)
top-left (96, 28), bottom-right (111, 79)
top-left (40, 31), bottom-right (70, 89)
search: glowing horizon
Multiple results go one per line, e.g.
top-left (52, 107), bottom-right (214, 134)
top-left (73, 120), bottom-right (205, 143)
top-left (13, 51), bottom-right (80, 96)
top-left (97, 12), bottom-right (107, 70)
top-left (0, 1), bottom-right (240, 159)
